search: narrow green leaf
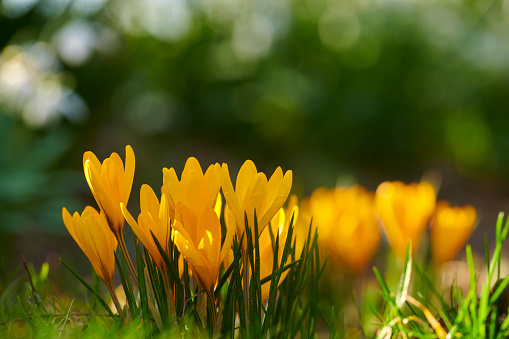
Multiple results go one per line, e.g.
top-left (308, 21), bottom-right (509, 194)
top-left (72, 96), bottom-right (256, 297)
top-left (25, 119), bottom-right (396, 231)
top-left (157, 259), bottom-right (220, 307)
top-left (135, 241), bottom-right (151, 332)
top-left (489, 276), bottom-right (509, 307)
top-left (221, 279), bottom-right (236, 338)
top-left (396, 242), bottom-right (412, 308)
top-left (151, 230), bottom-right (184, 316)
top-left (262, 227), bottom-right (280, 336)
top-left (373, 267), bottom-right (395, 307)
top-left (260, 259), bottom-right (301, 285)
top-left (232, 236), bottom-right (246, 332)
top-left (115, 252), bottom-right (138, 315)
top-left (215, 261), bottom-right (235, 300)
top-left (144, 247), bottom-right (168, 327)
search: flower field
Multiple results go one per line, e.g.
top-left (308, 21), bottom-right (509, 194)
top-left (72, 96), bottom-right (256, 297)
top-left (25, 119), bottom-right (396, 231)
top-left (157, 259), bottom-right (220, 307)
top-left (2, 0), bottom-right (509, 337)
top-left (2, 145), bottom-right (508, 338)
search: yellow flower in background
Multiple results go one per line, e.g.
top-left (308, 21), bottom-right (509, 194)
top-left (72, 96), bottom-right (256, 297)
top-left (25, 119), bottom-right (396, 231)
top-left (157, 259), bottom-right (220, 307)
top-left (375, 181), bottom-right (436, 258)
top-left (172, 203), bottom-right (223, 294)
top-left (83, 145), bottom-right (135, 235)
top-left (307, 186), bottom-right (380, 273)
top-left (62, 206), bottom-right (117, 289)
top-left (431, 201), bottom-right (476, 265)
top-left (221, 160), bottom-right (293, 240)
top-left (121, 184), bottom-right (172, 270)
top-left (306, 187), bottom-right (336, 240)
top-left (331, 186), bottom-right (380, 273)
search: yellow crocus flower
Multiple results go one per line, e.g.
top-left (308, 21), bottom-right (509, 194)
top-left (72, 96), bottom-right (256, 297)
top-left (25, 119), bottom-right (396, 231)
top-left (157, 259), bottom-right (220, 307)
top-left (332, 186), bottom-right (380, 273)
top-left (121, 184), bottom-right (172, 270)
top-left (375, 181), bottom-right (436, 258)
top-left (83, 145), bottom-right (135, 235)
top-left (431, 201), bottom-right (476, 265)
top-left (163, 157), bottom-right (233, 293)
top-left (306, 186), bottom-right (380, 273)
top-left (307, 187), bottom-right (335, 240)
top-left (62, 206), bottom-right (118, 303)
top-left (221, 160), bottom-right (293, 239)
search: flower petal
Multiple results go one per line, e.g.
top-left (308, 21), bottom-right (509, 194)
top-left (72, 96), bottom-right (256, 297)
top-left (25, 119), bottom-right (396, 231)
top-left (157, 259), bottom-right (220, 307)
top-left (235, 160), bottom-right (257, 202)
top-left (122, 145), bottom-right (135, 203)
top-left (140, 184), bottom-right (159, 221)
top-left (163, 167), bottom-right (188, 207)
top-left (258, 170), bottom-right (293, 235)
top-left (221, 164), bottom-right (244, 230)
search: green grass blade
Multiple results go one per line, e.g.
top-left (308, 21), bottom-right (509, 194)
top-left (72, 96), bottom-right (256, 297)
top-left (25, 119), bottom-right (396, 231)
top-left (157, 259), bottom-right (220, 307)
top-left (215, 262), bottom-right (234, 300)
top-left (135, 241), bottom-right (151, 332)
top-left (115, 252), bottom-right (138, 315)
top-left (396, 242), bottom-right (413, 308)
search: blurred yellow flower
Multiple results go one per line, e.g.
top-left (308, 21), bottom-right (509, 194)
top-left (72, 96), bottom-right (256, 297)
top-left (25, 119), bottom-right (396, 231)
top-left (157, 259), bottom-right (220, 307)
top-left (307, 186), bottom-right (380, 273)
top-left (121, 184), bottom-right (172, 270)
top-left (221, 160), bottom-right (293, 240)
top-left (83, 145), bottom-right (135, 235)
top-left (431, 201), bottom-right (476, 265)
top-left (375, 181), bottom-right (436, 258)
top-left (62, 206), bottom-right (117, 289)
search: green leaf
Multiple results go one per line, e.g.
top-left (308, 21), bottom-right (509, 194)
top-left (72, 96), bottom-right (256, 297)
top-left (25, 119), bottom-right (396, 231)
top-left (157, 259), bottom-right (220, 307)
top-left (135, 240), bottom-right (151, 332)
top-left (396, 242), bottom-right (412, 308)
top-left (115, 252), bottom-right (138, 316)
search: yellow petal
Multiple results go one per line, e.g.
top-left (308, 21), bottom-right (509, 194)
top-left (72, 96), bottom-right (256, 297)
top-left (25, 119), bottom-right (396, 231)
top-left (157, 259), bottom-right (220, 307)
top-left (242, 173), bottom-right (267, 231)
top-left (83, 151), bottom-right (101, 173)
top-left (258, 170), bottom-right (293, 235)
top-left (204, 163), bottom-right (222, 210)
top-left (157, 193), bottom-right (171, 255)
top-left (182, 169), bottom-right (206, 214)
top-left (122, 145), bottom-right (135, 203)
top-left (85, 159), bottom-right (118, 231)
top-left (220, 207), bottom-right (235, 262)
top-left (213, 192), bottom-right (222, 219)
top-left (182, 157), bottom-right (203, 177)
top-left (197, 207), bottom-right (221, 264)
top-left (235, 160), bottom-right (257, 202)
top-left (163, 167), bottom-right (188, 207)
top-left (62, 207), bottom-right (77, 243)
top-left (174, 202), bottom-right (199, 245)
top-left (221, 164), bottom-right (244, 231)
top-left (140, 184), bottom-right (160, 220)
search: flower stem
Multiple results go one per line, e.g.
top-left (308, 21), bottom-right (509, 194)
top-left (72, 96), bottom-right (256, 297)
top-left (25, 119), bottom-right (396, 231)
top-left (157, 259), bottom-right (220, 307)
top-left (206, 288), bottom-right (217, 336)
top-left (117, 231), bottom-right (138, 285)
top-left (106, 281), bottom-right (122, 314)
top-left (162, 268), bottom-right (177, 325)
top-left (243, 253), bottom-right (250, 330)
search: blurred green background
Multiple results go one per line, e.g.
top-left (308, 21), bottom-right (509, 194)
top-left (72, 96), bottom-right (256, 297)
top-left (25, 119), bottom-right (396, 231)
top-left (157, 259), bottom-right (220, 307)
top-left (1, 0), bottom-right (509, 284)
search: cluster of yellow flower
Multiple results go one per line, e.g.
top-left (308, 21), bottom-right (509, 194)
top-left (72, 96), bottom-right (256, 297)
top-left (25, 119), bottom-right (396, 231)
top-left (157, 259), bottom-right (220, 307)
top-left (62, 145), bottom-right (297, 309)
top-left (301, 181), bottom-right (476, 273)
top-left (62, 145), bottom-right (477, 312)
